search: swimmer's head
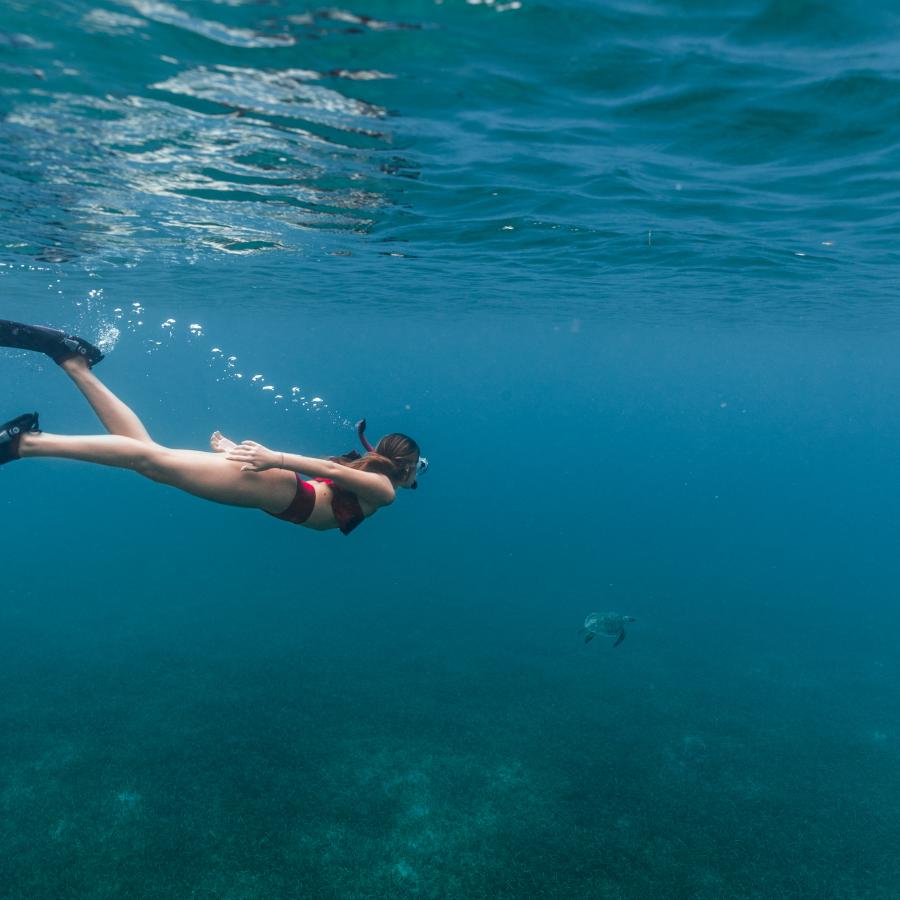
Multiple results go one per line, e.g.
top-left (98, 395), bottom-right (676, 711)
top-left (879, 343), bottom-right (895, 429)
top-left (375, 433), bottom-right (423, 489)
top-left (337, 428), bottom-right (426, 488)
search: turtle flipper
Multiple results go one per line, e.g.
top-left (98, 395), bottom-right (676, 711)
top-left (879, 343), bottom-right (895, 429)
top-left (583, 632), bottom-right (595, 643)
top-left (613, 628), bottom-right (626, 648)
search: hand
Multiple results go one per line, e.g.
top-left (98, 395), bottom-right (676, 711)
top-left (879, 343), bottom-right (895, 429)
top-left (225, 440), bottom-right (281, 472)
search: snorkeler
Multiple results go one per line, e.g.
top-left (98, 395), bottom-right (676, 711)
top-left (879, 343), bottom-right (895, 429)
top-left (0, 320), bottom-right (427, 535)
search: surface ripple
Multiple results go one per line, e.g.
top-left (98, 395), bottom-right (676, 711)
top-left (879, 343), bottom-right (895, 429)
top-left (0, 0), bottom-right (898, 323)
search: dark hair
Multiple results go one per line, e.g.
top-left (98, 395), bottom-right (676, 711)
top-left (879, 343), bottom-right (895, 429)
top-left (334, 433), bottom-right (420, 483)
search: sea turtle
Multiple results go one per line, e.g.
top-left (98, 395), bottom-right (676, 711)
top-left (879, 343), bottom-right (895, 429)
top-left (581, 612), bottom-right (635, 648)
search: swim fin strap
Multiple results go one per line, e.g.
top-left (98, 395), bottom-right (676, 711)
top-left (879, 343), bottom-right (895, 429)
top-left (0, 319), bottom-right (103, 367)
top-left (0, 412), bottom-right (40, 465)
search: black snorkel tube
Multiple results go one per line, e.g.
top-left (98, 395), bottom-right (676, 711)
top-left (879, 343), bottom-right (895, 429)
top-left (356, 418), bottom-right (376, 453)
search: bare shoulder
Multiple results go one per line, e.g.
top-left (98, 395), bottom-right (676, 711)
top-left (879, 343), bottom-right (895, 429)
top-left (328, 464), bottom-right (395, 505)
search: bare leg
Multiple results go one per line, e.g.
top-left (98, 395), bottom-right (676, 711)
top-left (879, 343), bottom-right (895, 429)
top-left (17, 431), bottom-right (297, 513)
top-left (59, 355), bottom-right (153, 443)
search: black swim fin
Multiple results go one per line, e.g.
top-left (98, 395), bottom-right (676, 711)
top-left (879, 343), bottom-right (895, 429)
top-left (0, 319), bottom-right (103, 367)
top-left (0, 412), bottom-right (40, 465)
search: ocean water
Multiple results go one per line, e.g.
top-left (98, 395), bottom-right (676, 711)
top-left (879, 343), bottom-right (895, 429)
top-left (2, 1), bottom-right (900, 897)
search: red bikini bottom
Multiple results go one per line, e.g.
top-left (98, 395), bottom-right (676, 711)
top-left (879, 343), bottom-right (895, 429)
top-left (266, 473), bottom-right (366, 535)
top-left (268, 473), bottom-right (316, 524)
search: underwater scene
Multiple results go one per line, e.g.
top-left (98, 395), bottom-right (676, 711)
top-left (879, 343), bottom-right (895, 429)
top-left (1, 0), bottom-right (900, 897)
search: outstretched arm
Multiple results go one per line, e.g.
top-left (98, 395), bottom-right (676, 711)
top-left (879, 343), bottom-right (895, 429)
top-left (225, 440), bottom-right (395, 505)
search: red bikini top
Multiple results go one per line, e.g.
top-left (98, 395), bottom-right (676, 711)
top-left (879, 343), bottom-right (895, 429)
top-left (314, 478), bottom-right (366, 535)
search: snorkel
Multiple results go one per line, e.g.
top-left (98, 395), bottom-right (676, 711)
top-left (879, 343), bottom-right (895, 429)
top-left (356, 418), bottom-right (376, 453)
top-left (356, 418), bottom-right (428, 489)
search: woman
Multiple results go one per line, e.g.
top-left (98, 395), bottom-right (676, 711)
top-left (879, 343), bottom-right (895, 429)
top-left (0, 320), bottom-right (426, 535)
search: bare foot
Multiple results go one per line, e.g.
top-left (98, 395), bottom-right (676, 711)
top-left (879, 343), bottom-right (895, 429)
top-left (210, 430), bottom-right (237, 452)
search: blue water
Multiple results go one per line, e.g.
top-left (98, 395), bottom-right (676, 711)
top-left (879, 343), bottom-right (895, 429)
top-left (2, 1), bottom-right (900, 897)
